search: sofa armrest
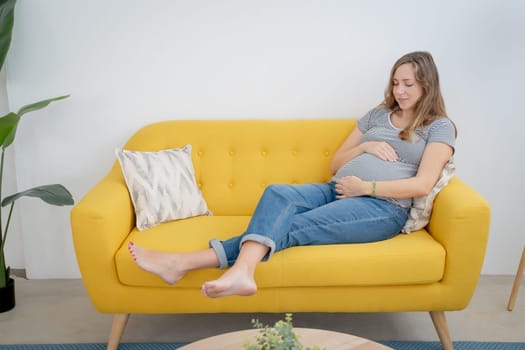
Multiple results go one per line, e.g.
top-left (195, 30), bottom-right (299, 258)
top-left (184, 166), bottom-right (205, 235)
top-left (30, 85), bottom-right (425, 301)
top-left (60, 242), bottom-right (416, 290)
top-left (426, 177), bottom-right (490, 307)
top-left (70, 164), bottom-right (135, 309)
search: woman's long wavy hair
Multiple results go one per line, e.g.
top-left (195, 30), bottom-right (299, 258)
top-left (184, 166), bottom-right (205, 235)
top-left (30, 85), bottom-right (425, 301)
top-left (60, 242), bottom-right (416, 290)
top-left (382, 51), bottom-right (451, 141)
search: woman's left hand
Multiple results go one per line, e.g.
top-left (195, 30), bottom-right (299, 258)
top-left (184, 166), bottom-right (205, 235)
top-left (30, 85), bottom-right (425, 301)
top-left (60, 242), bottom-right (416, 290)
top-left (335, 176), bottom-right (367, 199)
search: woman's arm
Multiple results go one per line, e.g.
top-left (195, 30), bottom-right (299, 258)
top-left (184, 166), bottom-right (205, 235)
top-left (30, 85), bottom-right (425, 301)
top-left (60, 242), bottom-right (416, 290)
top-left (335, 142), bottom-right (453, 199)
top-left (329, 128), bottom-right (399, 175)
top-left (329, 128), bottom-right (364, 175)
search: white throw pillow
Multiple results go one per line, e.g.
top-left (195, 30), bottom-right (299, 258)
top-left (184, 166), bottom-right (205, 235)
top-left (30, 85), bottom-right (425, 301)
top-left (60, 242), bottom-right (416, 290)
top-left (402, 159), bottom-right (456, 234)
top-left (115, 145), bottom-right (211, 231)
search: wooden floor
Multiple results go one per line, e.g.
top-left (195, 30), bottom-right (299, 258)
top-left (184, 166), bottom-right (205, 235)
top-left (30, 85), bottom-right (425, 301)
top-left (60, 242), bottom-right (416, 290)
top-left (0, 275), bottom-right (524, 344)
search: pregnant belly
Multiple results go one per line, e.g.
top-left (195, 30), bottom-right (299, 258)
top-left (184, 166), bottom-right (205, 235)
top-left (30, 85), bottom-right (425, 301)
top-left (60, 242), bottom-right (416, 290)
top-left (333, 154), bottom-right (417, 182)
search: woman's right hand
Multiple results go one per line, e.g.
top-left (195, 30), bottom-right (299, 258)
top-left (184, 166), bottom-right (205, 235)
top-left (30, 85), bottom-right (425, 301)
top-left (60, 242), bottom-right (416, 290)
top-left (362, 141), bottom-right (398, 162)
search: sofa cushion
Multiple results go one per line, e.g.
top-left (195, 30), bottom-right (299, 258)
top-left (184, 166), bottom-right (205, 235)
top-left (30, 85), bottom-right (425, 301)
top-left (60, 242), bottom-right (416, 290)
top-left (120, 119), bottom-right (357, 216)
top-left (403, 159), bottom-right (456, 233)
top-left (115, 145), bottom-right (211, 231)
top-left (116, 216), bottom-right (445, 288)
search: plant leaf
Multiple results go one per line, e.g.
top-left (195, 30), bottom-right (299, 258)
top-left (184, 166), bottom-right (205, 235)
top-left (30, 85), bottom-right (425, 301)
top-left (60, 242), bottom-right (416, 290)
top-left (0, 95), bottom-right (70, 149)
top-left (1, 184), bottom-right (74, 207)
top-left (0, 0), bottom-right (16, 71)
top-left (0, 111), bottom-right (19, 148)
top-left (17, 95), bottom-right (70, 117)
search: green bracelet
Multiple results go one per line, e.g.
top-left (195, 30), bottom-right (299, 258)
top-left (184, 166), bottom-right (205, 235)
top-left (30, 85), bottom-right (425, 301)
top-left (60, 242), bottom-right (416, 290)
top-left (371, 180), bottom-right (376, 197)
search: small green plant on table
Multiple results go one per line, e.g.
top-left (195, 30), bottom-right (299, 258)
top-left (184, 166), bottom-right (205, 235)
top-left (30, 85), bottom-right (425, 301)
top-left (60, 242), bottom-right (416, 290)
top-left (244, 313), bottom-right (323, 350)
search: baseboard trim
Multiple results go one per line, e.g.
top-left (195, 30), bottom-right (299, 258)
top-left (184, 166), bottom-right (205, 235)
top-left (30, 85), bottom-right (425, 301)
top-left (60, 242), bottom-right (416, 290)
top-left (11, 269), bottom-right (27, 279)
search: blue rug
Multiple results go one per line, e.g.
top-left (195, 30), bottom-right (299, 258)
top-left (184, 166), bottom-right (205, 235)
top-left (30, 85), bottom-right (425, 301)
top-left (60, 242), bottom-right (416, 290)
top-left (0, 342), bottom-right (524, 349)
top-left (0, 346), bottom-right (183, 350)
top-left (382, 342), bottom-right (525, 349)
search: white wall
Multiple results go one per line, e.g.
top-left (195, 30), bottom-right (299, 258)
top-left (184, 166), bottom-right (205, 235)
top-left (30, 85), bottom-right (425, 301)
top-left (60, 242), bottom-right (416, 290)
top-left (4, 0), bottom-right (524, 278)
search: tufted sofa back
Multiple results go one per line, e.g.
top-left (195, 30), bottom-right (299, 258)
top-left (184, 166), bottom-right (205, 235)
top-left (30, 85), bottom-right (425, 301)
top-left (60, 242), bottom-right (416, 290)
top-left (117, 119), bottom-right (356, 216)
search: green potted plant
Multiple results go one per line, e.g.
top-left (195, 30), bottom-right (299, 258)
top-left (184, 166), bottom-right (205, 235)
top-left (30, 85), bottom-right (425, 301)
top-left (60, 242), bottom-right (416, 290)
top-left (0, 0), bottom-right (74, 312)
top-left (244, 314), bottom-right (323, 350)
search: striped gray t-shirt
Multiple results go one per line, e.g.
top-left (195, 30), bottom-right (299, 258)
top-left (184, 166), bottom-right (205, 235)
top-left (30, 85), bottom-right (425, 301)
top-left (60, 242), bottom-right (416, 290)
top-left (332, 107), bottom-right (455, 207)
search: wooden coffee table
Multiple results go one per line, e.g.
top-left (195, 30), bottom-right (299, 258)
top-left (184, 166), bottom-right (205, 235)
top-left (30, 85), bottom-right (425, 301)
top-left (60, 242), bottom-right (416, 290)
top-left (178, 327), bottom-right (393, 349)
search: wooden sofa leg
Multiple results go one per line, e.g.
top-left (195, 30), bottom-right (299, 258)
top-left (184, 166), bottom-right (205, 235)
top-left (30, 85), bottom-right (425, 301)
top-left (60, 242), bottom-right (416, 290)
top-left (429, 311), bottom-right (454, 350)
top-left (507, 245), bottom-right (525, 311)
top-left (107, 313), bottom-right (130, 350)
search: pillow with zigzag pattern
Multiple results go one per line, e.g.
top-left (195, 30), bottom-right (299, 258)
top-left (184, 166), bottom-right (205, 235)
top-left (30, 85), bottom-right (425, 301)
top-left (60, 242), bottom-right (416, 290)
top-left (402, 159), bottom-right (455, 234)
top-left (116, 145), bottom-right (211, 231)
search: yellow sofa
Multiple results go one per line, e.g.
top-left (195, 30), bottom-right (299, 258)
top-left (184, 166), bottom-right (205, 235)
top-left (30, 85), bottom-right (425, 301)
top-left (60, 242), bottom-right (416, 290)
top-left (70, 119), bottom-right (490, 350)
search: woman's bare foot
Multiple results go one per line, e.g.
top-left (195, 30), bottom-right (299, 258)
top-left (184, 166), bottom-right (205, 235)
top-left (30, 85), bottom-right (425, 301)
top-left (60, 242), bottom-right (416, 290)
top-left (201, 263), bottom-right (257, 298)
top-left (128, 242), bottom-right (187, 285)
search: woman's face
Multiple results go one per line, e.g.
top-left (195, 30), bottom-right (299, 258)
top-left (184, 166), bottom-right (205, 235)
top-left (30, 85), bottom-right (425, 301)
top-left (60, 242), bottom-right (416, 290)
top-left (392, 63), bottom-right (424, 113)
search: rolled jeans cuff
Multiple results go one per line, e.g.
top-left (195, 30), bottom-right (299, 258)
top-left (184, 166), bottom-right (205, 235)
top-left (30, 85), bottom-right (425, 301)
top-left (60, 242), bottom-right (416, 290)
top-left (240, 233), bottom-right (276, 262)
top-left (209, 238), bottom-right (228, 269)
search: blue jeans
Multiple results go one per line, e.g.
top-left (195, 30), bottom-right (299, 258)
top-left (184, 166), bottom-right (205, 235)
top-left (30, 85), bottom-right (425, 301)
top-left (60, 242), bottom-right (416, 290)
top-left (209, 183), bottom-right (409, 268)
